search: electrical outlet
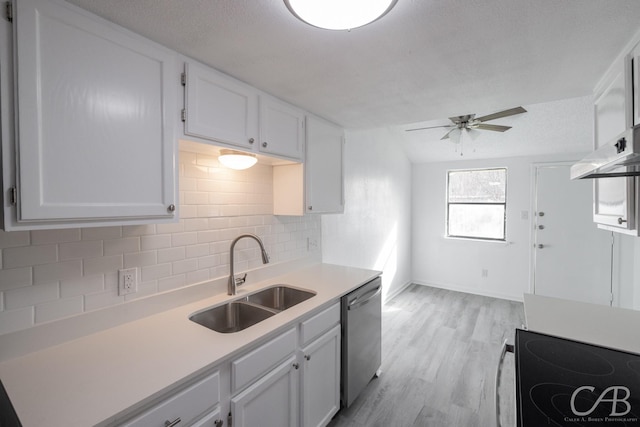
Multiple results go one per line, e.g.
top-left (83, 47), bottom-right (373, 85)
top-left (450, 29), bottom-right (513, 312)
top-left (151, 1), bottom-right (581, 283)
top-left (118, 268), bottom-right (137, 296)
top-left (481, 269), bottom-right (489, 278)
top-left (307, 237), bottom-right (318, 251)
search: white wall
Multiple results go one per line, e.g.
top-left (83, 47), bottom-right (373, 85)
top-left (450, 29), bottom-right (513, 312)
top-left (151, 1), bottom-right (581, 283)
top-left (322, 127), bottom-right (413, 300)
top-left (411, 153), bottom-right (592, 301)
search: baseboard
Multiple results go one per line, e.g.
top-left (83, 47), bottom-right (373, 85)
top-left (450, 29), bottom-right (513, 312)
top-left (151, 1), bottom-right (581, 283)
top-left (411, 280), bottom-right (524, 302)
top-left (383, 280), bottom-right (413, 304)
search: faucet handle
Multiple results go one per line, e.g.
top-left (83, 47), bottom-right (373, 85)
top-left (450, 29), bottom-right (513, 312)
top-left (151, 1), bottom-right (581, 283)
top-left (234, 273), bottom-right (247, 286)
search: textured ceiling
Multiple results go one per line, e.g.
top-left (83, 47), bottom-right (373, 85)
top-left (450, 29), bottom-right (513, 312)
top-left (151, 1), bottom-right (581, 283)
top-left (65, 0), bottom-right (640, 161)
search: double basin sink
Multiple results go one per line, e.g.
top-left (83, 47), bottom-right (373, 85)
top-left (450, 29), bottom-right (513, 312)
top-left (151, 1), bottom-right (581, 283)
top-left (189, 285), bottom-right (316, 333)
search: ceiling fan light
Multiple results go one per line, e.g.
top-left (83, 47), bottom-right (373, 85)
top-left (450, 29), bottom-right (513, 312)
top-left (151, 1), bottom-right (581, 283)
top-left (218, 150), bottom-right (258, 170)
top-left (284, 0), bottom-right (397, 30)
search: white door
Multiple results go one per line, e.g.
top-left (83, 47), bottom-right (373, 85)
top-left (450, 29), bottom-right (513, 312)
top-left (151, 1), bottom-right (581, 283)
top-left (533, 164), bottom-right (613, 305)
top-left (259, 95), bottom-right (305, 161)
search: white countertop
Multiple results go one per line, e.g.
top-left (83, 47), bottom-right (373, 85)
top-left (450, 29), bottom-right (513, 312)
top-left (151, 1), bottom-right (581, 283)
top-left (0, 263), bottom-right (380, 427)
top-left (524, 293), bottom-right (640, 354)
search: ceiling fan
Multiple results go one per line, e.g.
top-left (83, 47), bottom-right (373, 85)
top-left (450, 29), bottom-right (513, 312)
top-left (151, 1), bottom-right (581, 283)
top-left (406, 106), bottom-right (527, 140)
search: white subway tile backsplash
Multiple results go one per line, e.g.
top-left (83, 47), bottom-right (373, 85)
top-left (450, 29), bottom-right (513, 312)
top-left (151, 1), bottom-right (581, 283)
top-left (158, 274), bottom-right (186, 292)
top-left (83, 255), bottom-right (124, 276)
top-left (31, 229), bottom-right (81, 245)
top-left (0, 231), bottom-right (30, 249)
top-left (35, 296), bottom-right (83, 324)
top-left (141, 263), bottom-right (172, 282)
top-left (0, 307), bottom-right (34, 334)
top-left (4, 283), bottom-right (59, 310)
top-left (33, 260), bottom-right (82, 285)
top-left (140, 234), bottom-right (172, 251)
top-left (81, 226), bottom-right (122, 241)
top-left (171, 232), bottom-right (198, 247)
top-left (157, 247), bottom-right (185, 264)
top-left (3, 245), bottom-right (58, 269)
top-left (104, 237), bottom-right (141, 256)
top-left (0, 267), bottom-right (32, 291)
top-left (84, 290), bottom-right (123, 312)
top-left (59, 240), bottom-right (103, 261)
top-left (61, 275), bottom-right (104, 298)
top-left (0, 150), bottom-right (320, 335)
top-left (124, 251), bottom-right (157, 269)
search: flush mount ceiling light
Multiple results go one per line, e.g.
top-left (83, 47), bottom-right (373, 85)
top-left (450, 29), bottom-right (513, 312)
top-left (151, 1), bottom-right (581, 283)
top-left (284, 0), bottom-right (398, 31)
top-left (218, 150), bottom-right (258, 170)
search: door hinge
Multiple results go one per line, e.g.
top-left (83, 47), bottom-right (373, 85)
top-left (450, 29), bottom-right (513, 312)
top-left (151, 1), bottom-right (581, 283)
top-left (180, 72), bottom-right (186, 86)
top-left (9, 186), bottom-right (17, 206)
top-left (5, 1), bottom-right (13, 22)
top-left (181, 108), bottom-right (186, 122)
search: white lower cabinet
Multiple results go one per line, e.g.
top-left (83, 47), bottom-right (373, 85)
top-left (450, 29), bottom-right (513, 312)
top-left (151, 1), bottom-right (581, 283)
top-left (231, 355), bottom-right (300, 427)
top-left (116, 302), bottom-right (341, 427)
top-left (300, 325), bottom-right (341, 427)
top-left (120, 370), bottom-right (221, 427)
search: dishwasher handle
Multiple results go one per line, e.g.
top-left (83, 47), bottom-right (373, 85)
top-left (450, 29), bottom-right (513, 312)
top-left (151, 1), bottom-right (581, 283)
top-left (347, 285), bottom-right (382, 310)
top-left (495, 338), bottom-right (514, 427)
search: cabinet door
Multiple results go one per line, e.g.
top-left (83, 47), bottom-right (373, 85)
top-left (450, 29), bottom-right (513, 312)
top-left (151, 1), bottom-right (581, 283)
top-left (305, 116), bottom-right (344, 214)
top-left (300, 325), bottom-right (341, 427)
top-left (259, 95), bottom-right (305, 160)
top-left (231, 356), bottom-right (299, 427)
top-left (593, 59), bottom-right (635, 231)
top-left (184, 61), bottom-right (258, 149)
top-left (13, 0), bottom-right (176, 225)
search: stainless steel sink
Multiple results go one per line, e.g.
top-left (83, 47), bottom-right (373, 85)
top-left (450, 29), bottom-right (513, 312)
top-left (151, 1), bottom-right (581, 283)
top-left (243, 285), bottom-right (316, 311)
top-left (189, 301), bottom-right (275, 334)
top-left (189, 285), bottom-right (316, 333)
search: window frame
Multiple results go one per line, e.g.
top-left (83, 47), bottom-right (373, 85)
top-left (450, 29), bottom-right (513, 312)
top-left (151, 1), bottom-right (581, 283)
top-left (446, 167), bottom-right (508, 242)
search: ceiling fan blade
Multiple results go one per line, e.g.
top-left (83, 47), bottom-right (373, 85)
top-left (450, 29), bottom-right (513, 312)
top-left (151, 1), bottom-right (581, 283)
top-left (405, 124), bottom-right (455, 132)
top-left (475, 106), bottom-right (527, 123)
top-left (475, 123), bottom-right (512, 132)
top-left (440, 128), bottom-right (458, 140)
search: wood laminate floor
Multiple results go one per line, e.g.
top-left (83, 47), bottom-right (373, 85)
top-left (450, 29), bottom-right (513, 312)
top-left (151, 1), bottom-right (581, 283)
top-left (328, 284), bottom-right (525, 427)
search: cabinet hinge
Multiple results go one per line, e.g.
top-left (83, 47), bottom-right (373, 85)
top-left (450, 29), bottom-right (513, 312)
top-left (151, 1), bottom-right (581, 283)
top-left (9, 186), bottom-right (17, 206)
top-left (5, 1), bottom-right (12, 22)
top-left (180, 72), bottom-right (186, 86)
top-left (227, 412), bottom-right (232, 427)
top-left (181, 108), bottom-right (186, 122)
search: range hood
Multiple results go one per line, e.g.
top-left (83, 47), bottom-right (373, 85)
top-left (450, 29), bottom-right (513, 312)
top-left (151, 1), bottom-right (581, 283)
top-left (571, 124), bottom-right (640, 179)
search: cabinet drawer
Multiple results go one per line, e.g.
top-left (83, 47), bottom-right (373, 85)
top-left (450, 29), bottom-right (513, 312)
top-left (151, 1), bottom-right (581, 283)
top-left (232, 327), bottom-right (296, 393)
top-left (122, 371), bottom-right (220, 427)
top-left (300, 302), bottom-right (340, 346)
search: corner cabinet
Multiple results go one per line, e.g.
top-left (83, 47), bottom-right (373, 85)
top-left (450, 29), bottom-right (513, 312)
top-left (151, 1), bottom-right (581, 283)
top-left (1, 0), bottom-right (177, 230)
top-left (305, 116), bottom-right (344, 214)
top-left (591, 39), bottom-right (638, 234)
top-left (273, 115), bottom-right (344, 216)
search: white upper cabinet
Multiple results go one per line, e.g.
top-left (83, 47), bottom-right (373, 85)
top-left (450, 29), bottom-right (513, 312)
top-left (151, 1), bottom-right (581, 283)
top-left (305, 115), bottom-right (344, 214)
top-left (183, 61), bottom-right (259, 150)
top-left (259, 95), bottom-right (305, 161)
top-left (592, 45), bottom-right (637, 233)
top-left (5, 0), bottom-right (177, 229)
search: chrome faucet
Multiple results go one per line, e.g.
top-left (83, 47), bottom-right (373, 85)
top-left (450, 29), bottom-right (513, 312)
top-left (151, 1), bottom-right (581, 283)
top-left (228, 234), bottom-right (270, 295)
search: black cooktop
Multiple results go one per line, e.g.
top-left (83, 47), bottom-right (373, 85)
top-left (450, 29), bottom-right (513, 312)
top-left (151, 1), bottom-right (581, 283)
top-left (515, 329), bottom-right (640, 426)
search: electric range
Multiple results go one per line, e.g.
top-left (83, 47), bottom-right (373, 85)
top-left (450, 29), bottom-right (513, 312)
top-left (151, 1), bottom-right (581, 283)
top-left (515, 329), bottom-right (640, 426)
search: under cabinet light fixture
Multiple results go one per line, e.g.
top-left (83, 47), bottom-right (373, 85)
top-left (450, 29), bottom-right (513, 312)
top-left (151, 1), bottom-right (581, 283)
top-left (218, 150), bottom-right (258, 170)
top-left (284, 0), bottom-right (398, 31)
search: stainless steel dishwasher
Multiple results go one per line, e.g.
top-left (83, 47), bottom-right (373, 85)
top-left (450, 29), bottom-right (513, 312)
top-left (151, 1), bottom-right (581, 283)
top-left (341, 276), bottom-right (382, 408)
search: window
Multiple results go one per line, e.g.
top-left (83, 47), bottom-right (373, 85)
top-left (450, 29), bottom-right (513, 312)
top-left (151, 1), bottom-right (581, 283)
top-left (447, 168), bottom-right (507, 241)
